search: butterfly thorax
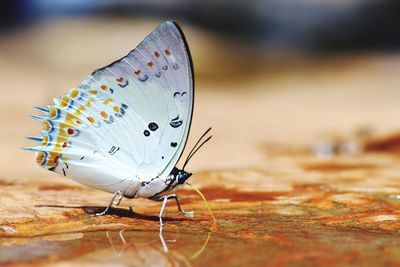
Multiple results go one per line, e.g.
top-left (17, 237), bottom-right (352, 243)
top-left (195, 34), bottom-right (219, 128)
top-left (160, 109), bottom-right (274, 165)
top-left (131, 167), bottom-right (192, 199)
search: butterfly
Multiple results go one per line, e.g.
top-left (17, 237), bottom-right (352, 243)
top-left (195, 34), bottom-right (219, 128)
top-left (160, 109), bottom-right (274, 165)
top-left (24, 21), bottom-right (213, 229)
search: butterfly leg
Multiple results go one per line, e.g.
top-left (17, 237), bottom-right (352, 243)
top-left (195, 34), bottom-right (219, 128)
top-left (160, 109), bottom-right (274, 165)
top-left (150, 194), bottom-right (194, 217)
top-left (159, 196), bottom-right (168, 233)
top-left (96, 191), bottom-right (122, 216)
top-left (115, 195), bottom-right (124, 206)
top-left (151, 194), bottom-right (194, 232)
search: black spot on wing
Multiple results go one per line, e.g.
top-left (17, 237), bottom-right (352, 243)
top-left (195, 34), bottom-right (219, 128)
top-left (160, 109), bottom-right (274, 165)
top-left (118, 80), bottom-right (129, 88)
top-left (173, 91), bottom-right (187, 97)
top-left (139, 74), bottom-right (149, 82)
top-left (170, 115), bottom-right (183, 128)
top-left (104, 115), bottom-right (114, 124)
top-left (48, 166), bottom-right (56, 172)
top-left (108, 146), bottom-right (120, 155)
top-left (148, 122), bottom-right (159, 131)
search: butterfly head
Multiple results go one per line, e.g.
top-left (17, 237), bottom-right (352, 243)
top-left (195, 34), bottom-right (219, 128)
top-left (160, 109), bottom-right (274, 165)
top-left (177, 169), bottom-right (192, 185)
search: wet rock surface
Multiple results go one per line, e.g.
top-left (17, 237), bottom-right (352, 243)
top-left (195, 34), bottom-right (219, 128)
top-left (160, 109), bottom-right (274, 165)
top-left (1, 18), bottom-right (400, 266)
top-left (1, 153), bottom-right (400, 266)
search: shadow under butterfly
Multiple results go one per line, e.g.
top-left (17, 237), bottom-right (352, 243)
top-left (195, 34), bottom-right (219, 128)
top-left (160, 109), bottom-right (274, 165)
top-left (24, 21), bottom-right (214, 230)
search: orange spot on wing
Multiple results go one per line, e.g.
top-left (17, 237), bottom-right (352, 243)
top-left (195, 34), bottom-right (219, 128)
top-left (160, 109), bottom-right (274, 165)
top-left (59, 96), bottom-right (70, 108)
top-left (103, 98), bottom-right (114, 105)
top-left (113, 106), bottom-right (120, 112)
top-left (89, 90), bottom-right (98, 95)
top-left (101, 85), bottom-right (107, 90)
top-left (46, 152), bottom-right (60, 166)
top-left (87, 117), bottom-right (95, 123)
top-left (41, 136), bottom-right (49, 147)
top-left (165, 49), bottom-right (171, 56)
top-left (116, 77), bottom-right (123, 82)
top-left (70, 89), bottom-right (79, 98)
top-left (147, 61), bottom-right (154, 67)
top-left (35, 152), bottom-right (46, 164)
top-left (154, 51), bottom-right (160, 58)
top-left (100, 111), bottom-right (108, 119)
top-left (48, 107), bottom-right (57, 119)
top-left (134, 69), bottom-right (141, 75)
top-left (43, 121), bottom-right (51, 132)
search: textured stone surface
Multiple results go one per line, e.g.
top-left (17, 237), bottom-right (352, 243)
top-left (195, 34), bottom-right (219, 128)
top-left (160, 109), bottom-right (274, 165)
top-left (1, 18), bottom-right (400, 266)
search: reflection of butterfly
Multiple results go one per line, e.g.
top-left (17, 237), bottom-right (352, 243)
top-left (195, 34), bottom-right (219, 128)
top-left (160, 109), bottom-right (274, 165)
top-left (24, 21), bottom-right (212, 226)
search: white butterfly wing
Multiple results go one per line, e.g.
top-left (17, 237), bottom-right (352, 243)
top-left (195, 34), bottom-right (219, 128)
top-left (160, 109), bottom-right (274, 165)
top-left (25, 21), bottom-right (194, 196)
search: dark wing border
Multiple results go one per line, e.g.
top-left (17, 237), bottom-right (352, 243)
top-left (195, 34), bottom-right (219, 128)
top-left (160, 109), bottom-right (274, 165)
top-left (168, 21), bottom-right (195, 166)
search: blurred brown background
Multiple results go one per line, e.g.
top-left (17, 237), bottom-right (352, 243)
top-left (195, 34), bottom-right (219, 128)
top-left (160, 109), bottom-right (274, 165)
top-left (1, 0), bottom-right (400, 181)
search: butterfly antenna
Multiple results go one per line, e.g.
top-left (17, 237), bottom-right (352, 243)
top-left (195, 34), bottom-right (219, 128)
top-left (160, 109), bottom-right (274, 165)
top-left (186, 127), bottom-right (212, 159)
top-left (183, 136), bottom-right (212, 169)
top-left (183, 127), bottom-right (212, 169)
top-left (182, 128), bottom-right (212, 170)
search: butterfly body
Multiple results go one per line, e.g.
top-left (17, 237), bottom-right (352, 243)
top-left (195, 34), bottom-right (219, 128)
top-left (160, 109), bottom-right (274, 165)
top-left (133, 168), bottom-right (192, 199)
top-left (25, 21), bottom-right (195, 201)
